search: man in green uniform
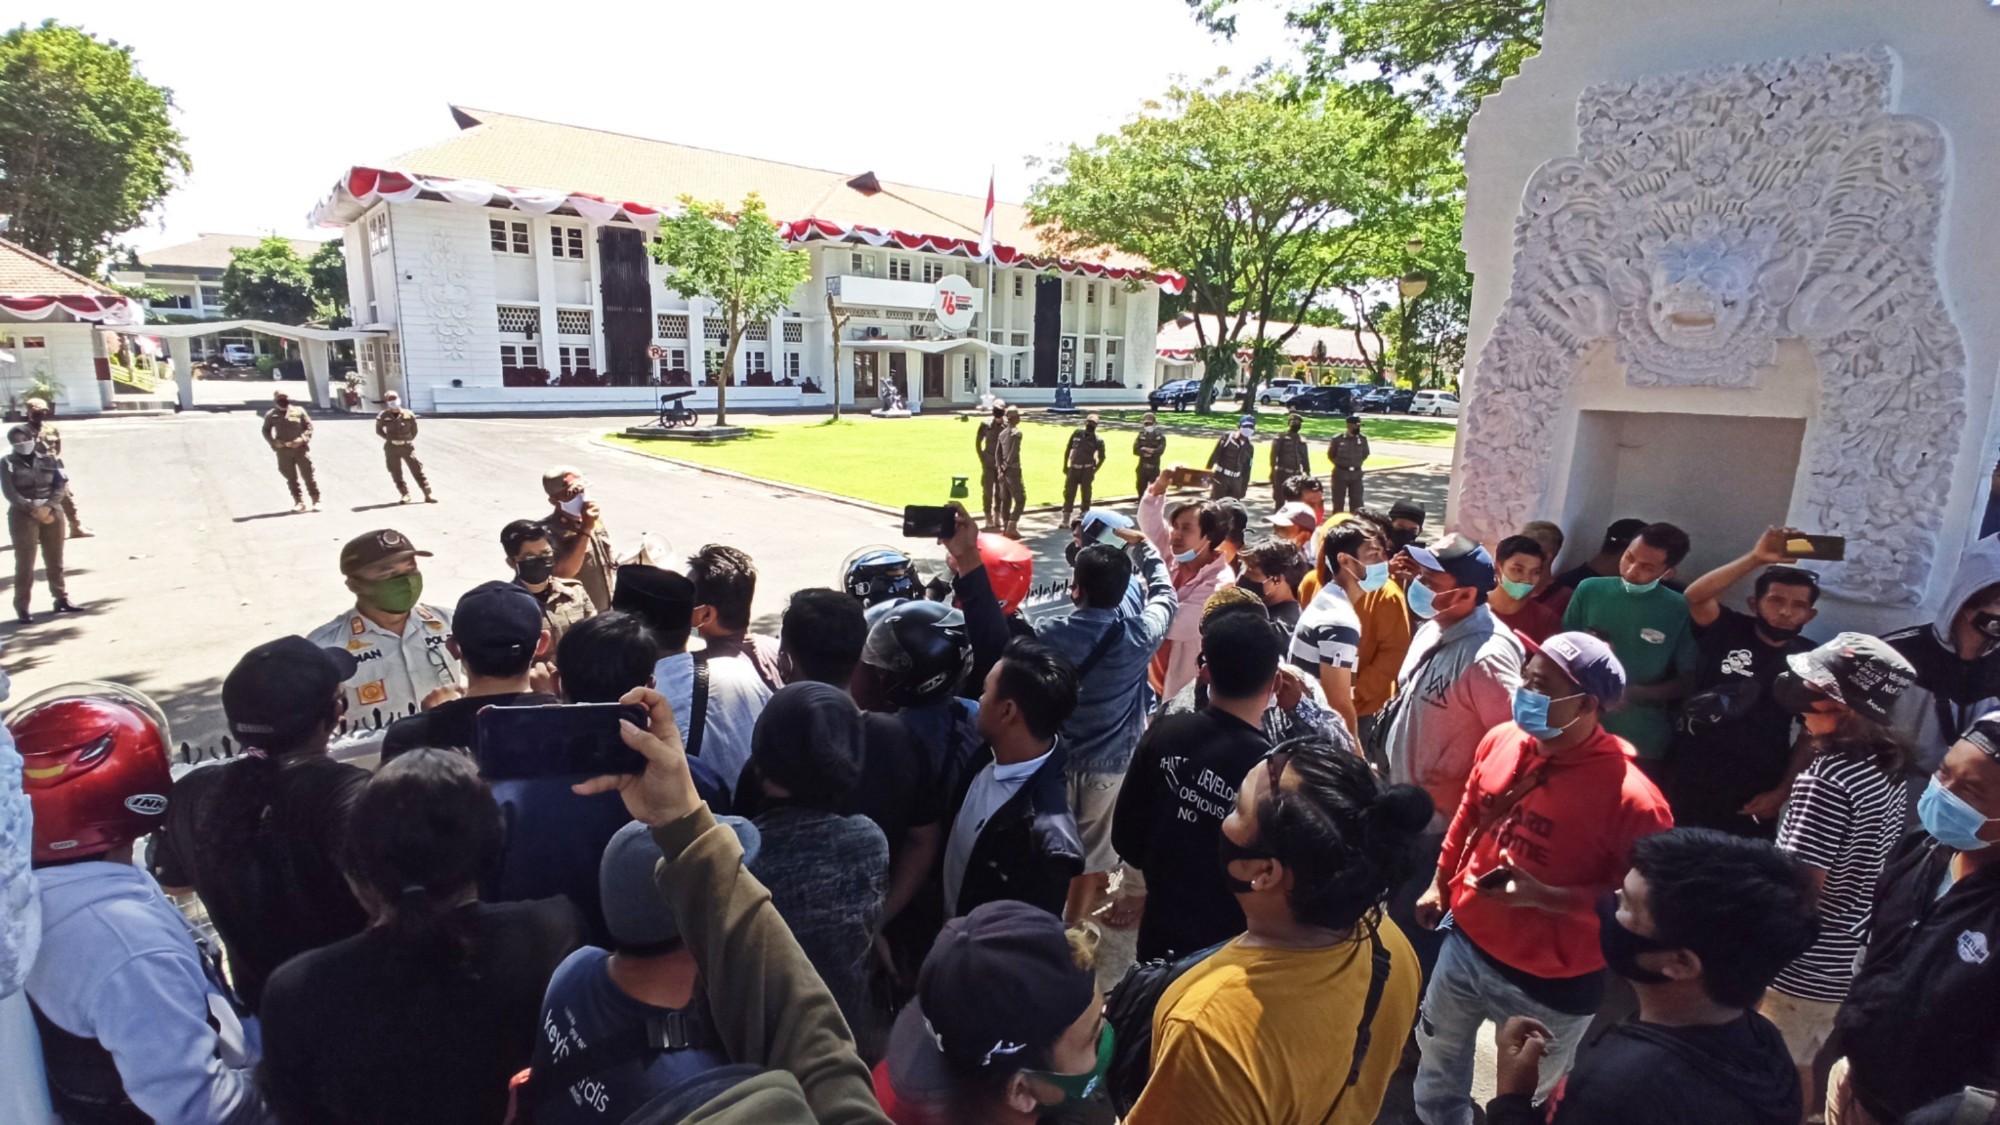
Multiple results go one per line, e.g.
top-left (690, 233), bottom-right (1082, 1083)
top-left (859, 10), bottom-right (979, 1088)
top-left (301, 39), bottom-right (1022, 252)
top-left (995, 407), bottom-right (1026, 540)
top-left (1206, 414), bottom-right (1255, 500)
top-left (975, 400), bottom-right (1006, 531)
top-left (374, 391), bottom-right (435, 504)
top-left (24, 397), bottom-right (89, 538)
top-left (1268, 411), bottom-right (1310, 508)
top-left (1133, 411), bottom-right (1168, 495)
top-left (1059, 413), bottom-right (1107, 526)
top-left (1326, 413), bottom-right (1370, 513)
top-left (262, 390), bottom-right (320, 513)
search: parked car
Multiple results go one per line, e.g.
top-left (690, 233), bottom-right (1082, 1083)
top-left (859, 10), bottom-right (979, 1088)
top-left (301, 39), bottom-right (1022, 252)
top-left (1409, 390), bottom-right (1461, 417)
top-left (1149, 379), bottom-right (1202, 411)
top-left (1287, 385), bottom-right (1361, 416)
top-left (221, 343), bottom-right (256, 368)
top-left (1257, 378), bottom-right (1304, 405)
top-left (1359, 386), bottom-right (1415, 413)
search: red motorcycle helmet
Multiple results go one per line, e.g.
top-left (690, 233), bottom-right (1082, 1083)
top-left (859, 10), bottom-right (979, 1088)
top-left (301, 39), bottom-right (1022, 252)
top-left (976, 533), bottom-right (1035, 616)
top-left (12, 682), bottom-right (173, 862)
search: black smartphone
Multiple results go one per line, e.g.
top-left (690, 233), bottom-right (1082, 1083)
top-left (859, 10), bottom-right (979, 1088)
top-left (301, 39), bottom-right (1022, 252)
top-left (473, 703), bottom-right (650, 781)
top-left (1475, 866), bottom-right (1516, 893)
top-left (902, 504), bottom-right (959, 540)
top-left (1784, 534), bottom-right (1846, 561)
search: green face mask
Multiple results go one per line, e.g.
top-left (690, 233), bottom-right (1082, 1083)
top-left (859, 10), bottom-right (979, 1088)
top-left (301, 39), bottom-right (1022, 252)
top-left (360, 572), bottom-right (423, 614)
top-left (1023, 1022), bottom-right (1114, 1104)
top-left (1499, 577), bottom-right (1537, 600)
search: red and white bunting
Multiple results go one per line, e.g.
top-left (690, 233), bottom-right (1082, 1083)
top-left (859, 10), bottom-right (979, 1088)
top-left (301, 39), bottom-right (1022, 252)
top-left (0, 295), bottom-right (140, 325)
top-left (310, 165), bottom-right (1186, 294)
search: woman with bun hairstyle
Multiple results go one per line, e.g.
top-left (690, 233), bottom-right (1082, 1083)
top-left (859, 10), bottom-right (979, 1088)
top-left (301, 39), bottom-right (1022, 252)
top-left (1125, 736), bottom-right (1433, 1124)
top-left (258, 748), bottom-right (585, 1125)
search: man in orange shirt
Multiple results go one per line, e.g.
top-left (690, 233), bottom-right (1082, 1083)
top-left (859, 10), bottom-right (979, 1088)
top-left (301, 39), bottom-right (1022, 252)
top-left (1411, 631), bottom-right (1673, 1125)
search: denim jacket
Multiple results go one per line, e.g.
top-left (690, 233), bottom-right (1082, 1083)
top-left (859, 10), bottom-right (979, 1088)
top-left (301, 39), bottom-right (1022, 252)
top-left (1034, 540), bottom-right (1178, 773)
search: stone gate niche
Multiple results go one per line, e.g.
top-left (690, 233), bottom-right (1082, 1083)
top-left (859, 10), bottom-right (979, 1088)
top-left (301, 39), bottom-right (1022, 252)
top-left (1450, 1), bottom-right (2000, 633)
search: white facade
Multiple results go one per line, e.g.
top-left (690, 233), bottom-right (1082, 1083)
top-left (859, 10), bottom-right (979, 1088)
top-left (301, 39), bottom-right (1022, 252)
top-left (0, 323), bottom-right (110, 416)
top-left (340, 199), bottom-right (1163, 414)
top-left (1451, 0), bottom-right (2000, 636)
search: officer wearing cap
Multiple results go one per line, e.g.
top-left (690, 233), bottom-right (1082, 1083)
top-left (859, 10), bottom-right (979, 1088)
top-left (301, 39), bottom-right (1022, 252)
top-left (262, 389), bottom-right (320, 513)
top-left (995, 407), bottom-right (1026, 540)
top-left (24, 396), bottom-right (89, 537)
top-left (374, 391), bottom-right (434, 504)
top-left (1327, 414), bottom-right (1370, 513)
top-left (1268, 411), bottom-right (1310, 507)
top-left (1132, 411), bottom-right (1168, 495)
top-left (1059, 413), bottom-right (1106, 526)
top-left (544, 466), bottom-right (617, 611)
top-left (1206, 415), bottom-right (1255, 500)
top-left (976, 400), bottom-right (1006, 531)
top-left (304, 529), bottom-right (460, 741)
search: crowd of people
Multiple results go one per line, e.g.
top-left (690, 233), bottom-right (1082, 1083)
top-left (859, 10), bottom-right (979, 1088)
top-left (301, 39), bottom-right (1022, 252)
top-left (6, 416), bottom-right (2000, 1125)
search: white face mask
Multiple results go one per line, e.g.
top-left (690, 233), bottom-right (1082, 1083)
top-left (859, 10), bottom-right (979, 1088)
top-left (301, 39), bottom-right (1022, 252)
top-left (559, 492), bottom-right (588, 517)
top-left (384, 398), bottom-right (400, 410)
top-left (11, 441), bottom-right (34, 456)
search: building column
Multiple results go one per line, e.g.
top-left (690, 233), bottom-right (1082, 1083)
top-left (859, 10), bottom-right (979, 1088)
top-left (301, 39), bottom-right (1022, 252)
top-left (169, 337), bottom-right (195, 410)
top-left (301, 339), bottom-right (332, 409)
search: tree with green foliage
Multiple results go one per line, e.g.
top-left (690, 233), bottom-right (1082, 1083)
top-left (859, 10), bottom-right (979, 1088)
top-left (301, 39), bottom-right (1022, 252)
top-left (1030, 77), bottom-right (1450, 413)
top-left (307, 240), bottom-right (350, 328)
top-left (650, 194), bottom-right (810, 427)
top-left (1191, 0), bottom-right (1543, 135)
top-left (0, 21), bottom-right (189, 273)
top-left (220, 237), bottom-right (315, 324)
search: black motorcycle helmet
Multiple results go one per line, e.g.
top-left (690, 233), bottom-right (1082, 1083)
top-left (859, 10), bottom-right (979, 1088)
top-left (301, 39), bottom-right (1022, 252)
top-left (856, 598), bottom-right (973, 709)
top-left (842, 545), bottom-right (922, 607)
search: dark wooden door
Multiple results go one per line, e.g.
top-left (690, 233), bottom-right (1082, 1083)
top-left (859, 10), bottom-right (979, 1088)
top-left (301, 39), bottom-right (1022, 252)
top-left (887, 352), bottom-right (908, 401)
top-left (922, 353), bottom-right (946, 399)
top-left (854, 352), bottom-right (880, 399)
top-left (1033, 276), bottom-right (1063, 386)
top-left (597, 226), bottom-right (653, 386)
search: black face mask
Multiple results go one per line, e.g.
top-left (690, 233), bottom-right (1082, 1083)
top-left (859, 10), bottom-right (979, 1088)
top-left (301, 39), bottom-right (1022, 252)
top-left (1974, 611), bottom-right (2000, 641)
top-left (1217, 832), bottom-right (1274, 895)
top-left (1388, 528), bottom-right (1420, 550)
top-left (1753, 620), bottom-right (1804, 645)
top-left (1769, 669), bottom-right (1822, 716)
top-left (1597, 893), bottom-right (1675, 984)
top-left (1086, 424), bottom-right (1097, 433)
top-left (1237, 575), bottom-right (1269, 604)
top-left (516, 555), bottom-right (557, 585)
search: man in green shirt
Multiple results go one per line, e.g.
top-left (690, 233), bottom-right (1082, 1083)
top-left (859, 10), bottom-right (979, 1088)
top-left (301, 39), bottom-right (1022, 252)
top-left (1563, 521), bottom-right (1697, 780)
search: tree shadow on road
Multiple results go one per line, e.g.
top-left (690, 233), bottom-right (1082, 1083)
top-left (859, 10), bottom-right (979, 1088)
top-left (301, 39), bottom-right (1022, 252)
top-left (231, 510), bottom-right (312, 523)
top-left (0, 595), bottom-right (127, 675)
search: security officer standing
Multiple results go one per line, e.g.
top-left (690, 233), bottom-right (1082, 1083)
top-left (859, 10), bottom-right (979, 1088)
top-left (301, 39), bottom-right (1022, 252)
top-left (374, 391), bottom-right (435, 504)
top-left (1268, 411), bottom-right (1310, 508)
top-left (1133, 411), bottom-right (1167, 494)
top-left (4, 423), bottom-right (79, 623)
top-left (1059, 413), bottom-right (1107, 526)
top-left (262, 390), bottom-right (320, 513)
top-left (975, 400), bottom-right (1006, 531)
top-left (1206, 414), bottom-right (1256, 500)
top-left (1327, 413), bottom-right (1370, 513)
top-left (306, 529), bottom-right (461, 738)
top-left (996, 406), bottom-right (1026, 539)
top-left (24, 397), bottom-right (89, 538)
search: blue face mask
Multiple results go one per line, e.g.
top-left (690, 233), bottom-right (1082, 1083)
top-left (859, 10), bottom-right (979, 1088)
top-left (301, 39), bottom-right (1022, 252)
top-left (1360, 560), bottom-right (1390, 593)
top-left (1406, 578), bottom-right (1438, 619)
top-left (1513, 688), bottom-right (1584, 740)
top-left (1918, 776), bottom-right (1997, 852)
top-left (1621, 576), bottom-right (1662, 595)
top-left (1174, 546), bottom-right (1202, 564)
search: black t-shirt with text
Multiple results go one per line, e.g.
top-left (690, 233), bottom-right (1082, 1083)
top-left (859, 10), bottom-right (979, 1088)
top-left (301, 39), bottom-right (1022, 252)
top-left (1668, 607), bottom-right (1813, 835)
top-left (150, 753), bottom-right (369, 1010)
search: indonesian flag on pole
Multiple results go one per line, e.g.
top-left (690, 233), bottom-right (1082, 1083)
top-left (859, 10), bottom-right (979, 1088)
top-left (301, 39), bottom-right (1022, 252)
top-left (978, 169), bottom-right (996, 263)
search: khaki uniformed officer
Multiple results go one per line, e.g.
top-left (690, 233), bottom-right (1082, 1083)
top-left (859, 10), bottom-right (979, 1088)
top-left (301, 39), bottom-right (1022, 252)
top-left (1206, 415), bottom-right (1256, 500)
top-left (502, 517), bottom-right (595, 649)
top-left (1133, 411), bottom-right (1168, 495)
top-left (374, 391), bottom-right (435, 504)
top-left (4, 423), bottom-right (79, 623)
top-left (262, 390), bottom-right (320, 512)
top-left (995, 407), bottom-right (1026, 539)
top-left (1269, 411), bottom-right (1311, 508)
top-left (306, 529), bottom-right (462, 739)
top-left (976, 400), bottom-right (1006, 531)
top-left (1327, 413), bottom-right (1371, 513)
top-left (1060, 413), bottom-right (1107, 525)
top-left (24, 397), bottom-right (89, 537)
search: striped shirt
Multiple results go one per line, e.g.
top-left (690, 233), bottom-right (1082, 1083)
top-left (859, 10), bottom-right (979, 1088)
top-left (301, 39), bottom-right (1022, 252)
top-left (1771, 749), bottom-right (1909, 1002)
top-left (1290, 585), bottom-right (1362, 678)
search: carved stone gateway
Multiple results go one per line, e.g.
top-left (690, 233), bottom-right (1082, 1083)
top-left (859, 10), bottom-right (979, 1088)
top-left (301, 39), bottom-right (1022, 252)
top-left (1456, 47), bottom-right (1965, 605)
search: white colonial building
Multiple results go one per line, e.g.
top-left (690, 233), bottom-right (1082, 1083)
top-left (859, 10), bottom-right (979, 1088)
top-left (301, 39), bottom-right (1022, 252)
top-left (309, 108), bottom-right (1181, 414)
top-left (0, 237), bottom-right (138, 416)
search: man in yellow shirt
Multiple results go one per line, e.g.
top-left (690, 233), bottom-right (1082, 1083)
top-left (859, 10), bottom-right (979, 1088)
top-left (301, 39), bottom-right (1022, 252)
top-left (1127, 736), bottom-right (1432, 1124)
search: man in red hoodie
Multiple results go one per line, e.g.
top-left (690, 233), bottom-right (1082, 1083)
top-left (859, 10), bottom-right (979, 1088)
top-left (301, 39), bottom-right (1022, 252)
top-left (1410, 631), bottom-right (1674, 1125)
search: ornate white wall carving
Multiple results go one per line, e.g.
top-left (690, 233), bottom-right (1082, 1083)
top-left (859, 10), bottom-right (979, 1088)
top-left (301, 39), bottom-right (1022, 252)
top-left (421, 228), bottom-right (474, 362)
top-left (1457, 47), bottom-right (1965, 605)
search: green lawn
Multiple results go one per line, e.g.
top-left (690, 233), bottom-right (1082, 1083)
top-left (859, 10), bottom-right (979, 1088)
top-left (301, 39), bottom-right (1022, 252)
top-left (1097, 408), bottom-right (1459, 447)
top-left (607, 415), bottom-right (1413, 509)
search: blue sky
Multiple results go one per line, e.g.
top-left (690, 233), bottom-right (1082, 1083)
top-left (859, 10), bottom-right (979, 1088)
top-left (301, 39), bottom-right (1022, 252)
top-left (30, 0), bottom-right (1298, 250)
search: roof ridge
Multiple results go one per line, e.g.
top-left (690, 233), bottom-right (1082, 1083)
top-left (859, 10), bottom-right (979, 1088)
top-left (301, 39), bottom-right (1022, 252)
top-left (443, 105), bottom-right (1019, 209)
top-left (0, 236), bottom-right (118, 296)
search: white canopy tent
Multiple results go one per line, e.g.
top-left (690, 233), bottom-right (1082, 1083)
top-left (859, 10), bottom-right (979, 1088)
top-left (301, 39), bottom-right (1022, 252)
top-left (136, 320), bottom-right (388, 410)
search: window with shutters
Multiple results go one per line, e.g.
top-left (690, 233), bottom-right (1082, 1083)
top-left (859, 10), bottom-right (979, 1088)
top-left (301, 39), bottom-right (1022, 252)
top-left (559, 346), bottom-right (592, 374)
top-left (786, 353), bottom-right (801, 379)
top-left (490, 218), bottom-right (530, 255)
top-left (745, 351), bottom-right (769, 374)
top-left (705, 349), bottom-right (726, 375)
top-left (1109, 286), bottom-right (1119, 307)
top-left (887, 257), bottom-right (913, 282)
top-left (922, 260), bottom-right (945, 284)
top-left (367, 212), bottom-right (390, 256)
top-left (657, 313), bottom-right (689, 339)
top-left (1085, 284), bottom-right (1096, 304)
top-left (1011, 333), bottom-right (1028, 347)
top-left (500, 344), bottom-right (541, 368)
top-left (498, 305), bottom-right (538, 334)
top-left (550, 224), bottom-right (586, 260)
top-left (1013, 274), bottom-right (1024, 298)
top-left (556, 309), bottom-right (592, 336)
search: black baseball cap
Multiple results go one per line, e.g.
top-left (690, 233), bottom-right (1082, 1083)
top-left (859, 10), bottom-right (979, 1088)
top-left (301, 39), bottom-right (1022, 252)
top-left (613, 565), bottom-right (697, 638)
top-left (452, 581), bottom-right (545, 662)
top-left (882, 900), bottom-right (1096, 1103)
top-left (1603, 517), bottom-right (1649, 552)
top-left (1389, 499), bottom-right (1426, 524)
top-left (339, 528), bottom-right (431, 576)
top-left (222, 636), bottom-right (359, 749)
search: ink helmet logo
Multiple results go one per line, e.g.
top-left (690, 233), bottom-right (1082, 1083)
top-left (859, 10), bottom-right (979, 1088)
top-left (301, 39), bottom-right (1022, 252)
top-left (124, 793), bottom-right (168, 816)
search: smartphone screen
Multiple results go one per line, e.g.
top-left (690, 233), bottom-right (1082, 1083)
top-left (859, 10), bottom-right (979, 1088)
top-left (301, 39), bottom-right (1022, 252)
top-left (473, 703), bottom-right (649, 781)
top-left (1078, 508), bottom-right (1135, 545)
top-left (902, 504), bottom-right (959, 539)
top-left (1475, 866), bottom-right (1516, 893)
top-left (1784, 534), bottom-right (1846, 561)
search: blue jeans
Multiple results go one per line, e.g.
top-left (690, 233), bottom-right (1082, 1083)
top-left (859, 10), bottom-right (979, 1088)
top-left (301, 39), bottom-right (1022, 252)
top-left (1413, 930), bottom-right (1596, 1125)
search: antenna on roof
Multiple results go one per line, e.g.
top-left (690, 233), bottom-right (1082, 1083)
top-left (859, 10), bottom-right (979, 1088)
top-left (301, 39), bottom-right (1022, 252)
top-left (846, 172), bottom-right (882, 196)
